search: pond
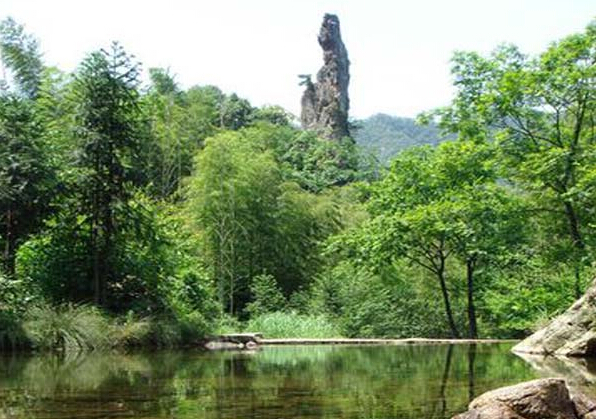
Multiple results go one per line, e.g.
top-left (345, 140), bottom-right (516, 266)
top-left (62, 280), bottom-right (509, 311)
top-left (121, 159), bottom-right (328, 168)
top-left (0, 343), bottom-right (572, 419)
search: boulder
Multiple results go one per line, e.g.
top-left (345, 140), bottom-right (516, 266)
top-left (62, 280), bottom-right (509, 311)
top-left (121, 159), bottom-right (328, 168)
top-left (513, 278), bottom-right (596, 357)
top-left (453, 378), bottom-right (584, 419)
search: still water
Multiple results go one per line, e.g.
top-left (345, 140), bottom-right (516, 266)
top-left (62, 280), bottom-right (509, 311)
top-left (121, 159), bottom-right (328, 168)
top-left (0, 343), bottom-right (559, 419)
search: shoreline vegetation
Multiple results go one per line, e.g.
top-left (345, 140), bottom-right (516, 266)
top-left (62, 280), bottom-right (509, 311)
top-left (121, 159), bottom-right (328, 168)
top-left (0, 303), bottom-right (517, 354)
top-left (1, 14), bottom-right (595, 357)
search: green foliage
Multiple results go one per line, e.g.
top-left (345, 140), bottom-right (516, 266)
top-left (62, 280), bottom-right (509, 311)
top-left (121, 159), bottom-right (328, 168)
top-left (23, 304), bottom-right (111, 351)
top-left (0, 17), bottom-right (44, 98)
top-left (16, 196), bottom-right (217, 322)
top-left (186, 125), bottom-right (343, 315)
top-left (309, 262), bottom-right (451, 338)
top-left (482, 263), bottom-right (582, 338)
top-left (251, 105), bottom-right (293, 126)
top-left (246, 311), bottom-right (341, 339)
top-left (280, 131), bottom-right (362, 192)
top-left (246, 274), bottom-right (287, 317)
top-left (0, 94), bottom-right (55, 273)
top-left (0, 309), bottom-right (28, 350)
top-left (429, 20), bottom-right (596, 296)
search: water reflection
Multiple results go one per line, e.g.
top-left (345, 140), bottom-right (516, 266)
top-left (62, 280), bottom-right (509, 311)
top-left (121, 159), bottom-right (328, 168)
top-left (515, 352), bottom-right (596, 396)
top-left (0, 344), bottom-right (539, 419)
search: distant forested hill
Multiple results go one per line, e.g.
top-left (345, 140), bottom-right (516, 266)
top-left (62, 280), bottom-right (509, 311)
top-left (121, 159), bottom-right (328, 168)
top-left (353, 113), bottom-right (452, 163)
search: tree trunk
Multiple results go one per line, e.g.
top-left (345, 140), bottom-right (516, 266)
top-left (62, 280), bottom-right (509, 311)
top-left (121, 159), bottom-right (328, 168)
top-left (92, 187), bottom-right (101, 306)
top-left (3, 207), bottom-right (15, 275)
top-left (563, 201), bottom-right (585, 299)
top-left (92, 223), bottom-right (100, 306)
top-left (438, 257), bottom-right (460, 338)
top-left (467, 259), bottom-right (478, 339)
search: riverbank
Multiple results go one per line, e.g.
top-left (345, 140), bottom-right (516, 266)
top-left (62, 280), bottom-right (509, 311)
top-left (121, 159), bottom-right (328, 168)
top-left (261, 337), bottom-right (519, 345)
top-left (204, 334), bottom-right (519, 350)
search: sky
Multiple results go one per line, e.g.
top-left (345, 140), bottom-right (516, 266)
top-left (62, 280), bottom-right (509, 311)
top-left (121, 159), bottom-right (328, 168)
top-left (1, 0), bottom-right (594, 119)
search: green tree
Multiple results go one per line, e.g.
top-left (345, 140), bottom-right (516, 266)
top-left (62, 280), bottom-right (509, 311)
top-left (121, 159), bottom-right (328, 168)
top-left (0, 95), bottom-right (53, 274)
top-left (340, 141), bottom-right (526, 338)
top-left (0, 17), bottom-right (43, 98)
top-left (428, 20), bottom-right (596, 297)
top-left (431, 141), bottom-right (526, 338)
top-left (187, 125), bottom-right (342, 315)
top-left (345, 146), bottom-right (461, 337)
top-left (72, 42), bottom-right (143, 306)
top-left (143, 68), bottom-right (193, 198)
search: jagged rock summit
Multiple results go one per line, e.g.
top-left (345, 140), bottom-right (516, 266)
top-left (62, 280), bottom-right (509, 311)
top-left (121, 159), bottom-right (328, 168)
top-left (300, 13), bottom-right (350, 140)
top-left (513, 277), bottom-right (596, 357)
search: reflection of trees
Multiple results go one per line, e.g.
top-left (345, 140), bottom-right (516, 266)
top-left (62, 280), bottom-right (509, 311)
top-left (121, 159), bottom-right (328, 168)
top-left (468, 344), bottom-right (476, 402)
top-left (0, 344), bottom-right (538, 419)
top-left (429, 344), bottom-right (453, 419)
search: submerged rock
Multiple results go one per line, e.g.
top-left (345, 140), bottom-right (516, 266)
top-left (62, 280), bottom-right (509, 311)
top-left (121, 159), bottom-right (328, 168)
top-left (300, 13), bottom-right (350, 140)
top-left (453, 378), bottom-right (588, 419)
top-left (513, 278), bottom-right (596, 357)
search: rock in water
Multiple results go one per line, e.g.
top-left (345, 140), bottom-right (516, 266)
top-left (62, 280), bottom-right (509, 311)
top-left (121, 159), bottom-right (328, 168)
top-left (513, 277), bottom-right (596, 357)
top-left (453, 378), bottom-right (580, 419)
top-left (300, 13), bottom-right (350, 140)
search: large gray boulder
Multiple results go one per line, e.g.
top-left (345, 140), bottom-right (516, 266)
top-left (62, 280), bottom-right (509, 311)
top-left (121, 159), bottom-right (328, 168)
top-left (513, 278), bottom-right (596, 357)
top-left (453, 378), bottom-right (592, 419)
top-left (300, 13), bottom-right (350, 140)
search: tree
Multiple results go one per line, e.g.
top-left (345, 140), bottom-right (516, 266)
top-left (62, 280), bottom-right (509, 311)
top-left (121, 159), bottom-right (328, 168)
top-left (0, 18), bottom-right (54, 275)
top-left (0, 94), bottom-right (53, 274)
top-left (345, 146), bottom-right (461, 337)
top-left (218, 93), bottom-right (254, 130)
top-left (72, 42), bottom-right (143, 306)
top-left (187, 125), bottom-right (342, 315)
top-left (187, 129), bottom-right (281, 314)
top-left (341, 140), bottom-right (526, 338)
top-left (428, 21), bottom-right (596, 297)
top-left (143, 68), bottom-right (193, 198)
top-left (0, 17), bottom-right (44, 98)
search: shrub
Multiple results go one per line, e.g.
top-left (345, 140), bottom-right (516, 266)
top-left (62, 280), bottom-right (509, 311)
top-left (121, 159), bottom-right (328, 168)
top-left (0, 310), bottom-right (29, 351)
top-left (309, 262), bottom-right (455, 338)
top-left (214, 313), bottom-right (243, 335)
top-left (245, 274), bottom-right (286, 317)
top-left (23, 304), bottom-right (111, 351)
top-left (481, 264), bottom-right (581, 338)
top-left (109, 314), bottom-right (152, 347)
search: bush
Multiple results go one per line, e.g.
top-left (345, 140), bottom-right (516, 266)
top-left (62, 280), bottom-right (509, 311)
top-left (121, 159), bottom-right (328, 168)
top-left (246, 311), bottom-right (341, 338)
top-left (481, 264), bottom-right (581, 338)
top-left (110, 311), bottom-right (212, 348)
top-left (0, 310), bottom-right (29, 351)
top-left (14, 199), bottom-right (218, 334)
top-left (23, 304), bottom-right (111, 351)
top-left (214, 313), bottom-right (243, 335)
top-left (309, 262), bottom-right (452, 338)
top-left (245, 274), bottom-right (286, 317)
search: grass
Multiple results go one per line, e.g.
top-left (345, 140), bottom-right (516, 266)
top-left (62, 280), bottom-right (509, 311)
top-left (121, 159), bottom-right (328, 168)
top-left (4, 304), bottom-right (212, 353)
top-left (23, 304), bottom-right (112, 351)
top-left (245, 311), bottom-right (342, 339)
top-left (2, 304), bottom-right (341, 352)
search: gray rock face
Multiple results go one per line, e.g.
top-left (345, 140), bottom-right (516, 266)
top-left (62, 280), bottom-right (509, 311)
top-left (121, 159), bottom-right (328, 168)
top-left (513, 278), bottom-right (596, 357)
top-left (453, 378), bottom-right (587, 419)
top-left (300, 13), bottom-right (350, 140)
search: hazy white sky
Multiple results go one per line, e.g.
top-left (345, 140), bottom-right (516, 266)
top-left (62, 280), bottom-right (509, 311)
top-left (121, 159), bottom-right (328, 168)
top-left (1, 0), bottom-right (594, 118)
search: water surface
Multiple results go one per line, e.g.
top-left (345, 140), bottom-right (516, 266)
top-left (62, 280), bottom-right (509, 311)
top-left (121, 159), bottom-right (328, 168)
top-left (0, 344), bottom-right (545, 419)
